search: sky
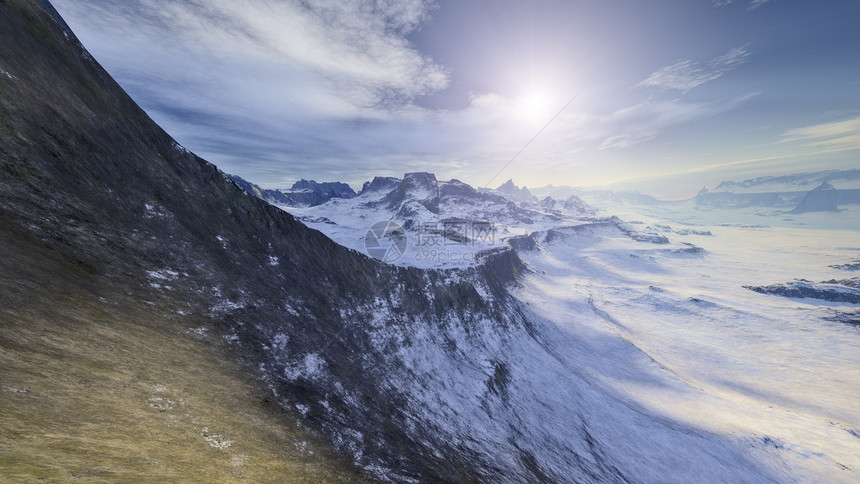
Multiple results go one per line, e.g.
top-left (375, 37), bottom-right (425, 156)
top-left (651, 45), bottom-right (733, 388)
top-left (50, 0), bottom-right (860, 199)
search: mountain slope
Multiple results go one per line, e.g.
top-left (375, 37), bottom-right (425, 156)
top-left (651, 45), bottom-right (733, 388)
top-left (0, 2), bottom-right (548, 481)
top-left (0, 2), bottom-right (371, 481)
top-left (227, 174), bottom-right (357, 207)
top-left (285, 172), bottom-right (604, 268)
top-left (790, 181), bottom-right (840, 213)
top-left (0, 2), bottom-right (822, 482)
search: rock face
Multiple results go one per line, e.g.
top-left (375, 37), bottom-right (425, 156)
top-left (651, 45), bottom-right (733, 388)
top-left (227, 174), bottom-right (356, 207)
top-left (790, 181), bottom-right (840, 213)
top-left (288, 179), bottom-right (357, 205)
top-left (693, 170), bottom-right (860, 211)
top-left (0, 2), bottom-right (805, 483)
top-left (0, 2), bottom-right (523, 480)
top-left (360, 176), bottom-right (401, 194)
top-left (563, 194), bottom-right (597, 214)
top-left (496, 178), bottom-right (538, 203)
top-left (744, 278), bottom-right (860, 304)
top-left (830, 258), bottom-right (860, 271)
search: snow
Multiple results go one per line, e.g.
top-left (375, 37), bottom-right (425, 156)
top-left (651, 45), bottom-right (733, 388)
top-left (710, 171), bottom-right (860, 193)
top-left (507, 206), bottom-right (860, 481)
top-left (597, 197), bottom-right (860, 232)
top-left (146, 268), bottom-right (182, 290)
top-left (280, 178), bottom-right (597, 269)
top-left (263, 175), bottom-right (859, 481)
top-left (283, 353), bottom-right (326, 381)
top-left (143, 202), bottom-right (172, 219)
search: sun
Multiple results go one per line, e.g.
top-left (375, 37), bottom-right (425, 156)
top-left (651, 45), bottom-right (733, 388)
top-left (518, 89), bottom-right (553, 123)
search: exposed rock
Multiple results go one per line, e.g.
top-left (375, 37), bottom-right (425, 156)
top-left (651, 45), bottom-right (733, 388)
top-left (791, 181), bottom-right (839, 214)
top-left (744, 278), bottom-right (860, 303)
top-left (227, 174), bottom-right (356, 207)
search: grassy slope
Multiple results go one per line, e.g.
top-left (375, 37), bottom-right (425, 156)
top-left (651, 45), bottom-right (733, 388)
top-left (0, 210), bottom-right (366, 483)
top-left (0, 1), bottom-right (367, 480)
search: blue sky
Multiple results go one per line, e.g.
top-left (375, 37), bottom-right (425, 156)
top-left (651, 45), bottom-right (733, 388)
top-left (51, 0), bottom-right (860, 198)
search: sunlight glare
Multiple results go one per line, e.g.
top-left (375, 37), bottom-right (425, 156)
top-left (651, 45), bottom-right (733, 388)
top-left (519, 89), bottom-right (553, 123)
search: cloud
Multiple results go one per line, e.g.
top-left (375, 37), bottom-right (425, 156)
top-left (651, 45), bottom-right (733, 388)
top-left (780, 117), bottom-right (860, 152)
top-left (593, 93), bottom-right (758, 149)
top-left (713, 0), bottom-right (775, 9)
top-left (49, 0), bottom-right (459, 185)
top-left (48, 1), bottom-right (763, 190)
top-left (637, 45), bottom-right (751, 91)
top-left (52, 0), bottom-right (448, 117)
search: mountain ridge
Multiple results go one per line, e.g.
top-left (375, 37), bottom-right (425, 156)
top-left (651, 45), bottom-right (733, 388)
top-left (0, 1), bottom-right (533, 480)
top-left (1, 2), bottom-right (827, 482)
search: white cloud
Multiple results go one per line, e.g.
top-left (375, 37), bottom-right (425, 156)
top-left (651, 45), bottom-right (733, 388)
top-left (52, 0), bottom-right (447, 116)
top-left (594, 93), bottom-right (757, 149)
top-left (47, 1), bottom-right (763, 189)
top-left (713, 0), bottom-right (776, 9)
top-left (780, 117), bottom-right (860, 152)
top-left (637, 45), bottom-right (751, 91)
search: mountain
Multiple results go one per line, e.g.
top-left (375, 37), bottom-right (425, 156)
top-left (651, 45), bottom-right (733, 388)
top-left (286, 172), bottom-right (602, 267)
top-left (695, 169), bottom-right (860, 211)
top-left (0, 2), bottom-right (527, 480)
top-left (227, 174), bottom-right (356, 207)
top-left (288, 178), bottom-right (357, 205)
top-left (711, 169), bottom-right (860, 193)
top-left (790, 181), bottom-right (840, 213)
top-left (360, 176), bottom-right (401, 194)
top-left (493, 178), bottom-right (538, 204)
top-left (3, 2), bottom-right (857, 482)
top-left (744, 277), bottom-right (860, 304)
top-left (1, 2), bottom-right (700, 481)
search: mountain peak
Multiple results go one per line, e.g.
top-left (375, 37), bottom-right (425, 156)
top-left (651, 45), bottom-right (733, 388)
top-left (496, 178), bottom-right (535, 202)
top-left (791, 181), bottom-right (840, 213)
top-left (360, 176), bottom-right (401, 194)
top-left (403, 171), bottom-right (438, 185)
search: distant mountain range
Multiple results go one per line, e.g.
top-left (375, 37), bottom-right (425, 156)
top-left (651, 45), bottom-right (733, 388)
top-left (4, 2), bottom-right (858, 481)
top-left (226, 174), bottom-right (356, 207)
top-left (532, 169), bottom-right (860, 214)
top-left (695, 170), bottom-right (860, 212)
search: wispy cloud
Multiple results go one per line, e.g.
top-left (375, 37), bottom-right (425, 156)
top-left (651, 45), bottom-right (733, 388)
top-left (594, 93), bottom-right (758, 149)
top-left (637, 45), bottom-right (751, 91)
top-left (780, 117), bottom-right (860, 152)
top-left (53, 0), bottom-right (447, 117)
top-left (713, 0), bottom-right (776, 9)
top-left (50, 0), bottom-right (455, 185)
top-left (46, 0), bottom-right (793, 191)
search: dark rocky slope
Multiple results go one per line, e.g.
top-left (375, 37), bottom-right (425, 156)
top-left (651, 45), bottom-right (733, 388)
top-left (744, 278), bottom-right (860, 304)
top-left (0, 1), bottom-right (521, 480)
top-left (227, 174), bottom-right (357, 207)
top-left (790, 181), bottom-right (840, 213)
top-left (1, 2), bottom-right (785, 482)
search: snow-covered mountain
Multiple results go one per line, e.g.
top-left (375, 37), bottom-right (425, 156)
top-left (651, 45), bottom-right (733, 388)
top-left (227, 174), bottom-right (356, 207)
top-left (695, 169), bottom-right (860, 212)
top-left (711, 169), bottom-right (860, 194)
top-left (279, 171), bottom-right (860, 482)
top-left (4, 2), bottom-right (860, 482)
top-left (282, 172), bottom-right (607, 267)
top-left (535, 170), bottom-right (860, 231)
top-left (490, 178), bottom-right (539, 204)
